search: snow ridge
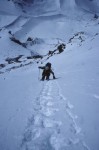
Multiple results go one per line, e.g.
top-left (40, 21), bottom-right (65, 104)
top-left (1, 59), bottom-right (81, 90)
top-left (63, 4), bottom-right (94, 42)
top-left (20, 80), bottom-right (90, 150)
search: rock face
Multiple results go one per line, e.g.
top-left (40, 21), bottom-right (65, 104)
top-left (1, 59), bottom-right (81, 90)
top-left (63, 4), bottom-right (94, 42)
top-left (12, 0), bottom-right (33, 4)
top-left (0, 0), bottom-right (99, 16)
top-left (12, 0), bottom-right (99, 15)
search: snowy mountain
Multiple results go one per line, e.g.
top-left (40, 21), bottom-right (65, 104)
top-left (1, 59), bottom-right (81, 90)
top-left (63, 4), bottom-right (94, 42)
top-left (0, 0), bottom-right (99, 16)
top-left (76, 0), bottom-right (99, 14)
top-left (0, 1), bottom-right (99, 150)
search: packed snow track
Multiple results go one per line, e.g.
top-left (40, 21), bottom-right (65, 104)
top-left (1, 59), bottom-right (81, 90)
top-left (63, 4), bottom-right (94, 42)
top-left (21, 80), bottom-right (89, 150)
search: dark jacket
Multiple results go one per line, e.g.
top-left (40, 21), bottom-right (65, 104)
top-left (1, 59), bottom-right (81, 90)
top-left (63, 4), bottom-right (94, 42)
top-left (39, 65), bottom-right (55, 79)
top-left (39, 66), bottom-right (54, 76)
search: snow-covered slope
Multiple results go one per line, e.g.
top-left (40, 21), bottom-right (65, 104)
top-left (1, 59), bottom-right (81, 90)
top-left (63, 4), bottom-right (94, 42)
top-left (0, 0), bottom-right (99, 16)
top-left (76, 0), bottom-right (99, 14)
top-left (12, 0), bottom-right (99, 15)
top-left (0, 1), bottom-right (99, 150)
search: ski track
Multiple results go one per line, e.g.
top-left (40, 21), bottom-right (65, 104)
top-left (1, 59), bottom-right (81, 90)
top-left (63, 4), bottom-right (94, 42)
top-left (20, 80), bottom-right (90, 150)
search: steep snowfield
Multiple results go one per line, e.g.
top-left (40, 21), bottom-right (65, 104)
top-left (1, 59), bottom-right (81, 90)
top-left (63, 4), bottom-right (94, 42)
top-left (0, 1), bottom-right (99, 150)
top-left (76, 0), bottom-right (99, 14)
top-left (1, 0), bottom-right (99, 16)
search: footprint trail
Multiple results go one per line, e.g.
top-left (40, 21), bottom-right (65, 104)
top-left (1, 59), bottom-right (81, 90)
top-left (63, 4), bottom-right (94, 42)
top-left (20, 80), bottom-right (90, 150)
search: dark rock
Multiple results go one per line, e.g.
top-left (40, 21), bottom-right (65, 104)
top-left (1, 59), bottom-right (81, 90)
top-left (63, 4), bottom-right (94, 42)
top-left (0, 64), bottom-right (5, 68)
top-left (27, 37), bottom-right (33, 41)
top-left (94, 14), bottom-right (98, 19)
top-left (5, 55), bottom-right (23, 64)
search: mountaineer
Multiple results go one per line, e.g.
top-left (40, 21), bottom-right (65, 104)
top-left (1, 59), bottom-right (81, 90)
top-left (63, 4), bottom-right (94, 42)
top-left (38, 62), bottom-right (56, 80)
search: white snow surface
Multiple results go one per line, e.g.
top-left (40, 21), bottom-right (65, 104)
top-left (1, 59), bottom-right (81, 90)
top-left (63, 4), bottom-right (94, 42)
top-left (0, 1), bottom-right (99, 150)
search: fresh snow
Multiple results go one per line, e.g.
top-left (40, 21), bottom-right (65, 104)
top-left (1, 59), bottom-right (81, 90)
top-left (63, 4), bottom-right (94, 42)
top-left (0, 0), bottom-right (99, 150)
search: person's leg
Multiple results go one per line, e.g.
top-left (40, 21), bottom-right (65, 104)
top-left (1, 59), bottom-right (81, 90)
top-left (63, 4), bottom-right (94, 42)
top-left (46, 73), bottom-right (50, 80)
top-left (42, 72), bottom-right (45, 80)
top-left (46, 76), bottom-right (49, 80)
top-left (41, 75), bottom-right (45, 80)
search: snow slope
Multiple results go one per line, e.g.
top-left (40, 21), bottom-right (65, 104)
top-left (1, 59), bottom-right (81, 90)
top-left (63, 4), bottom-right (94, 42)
top-left (1, 0), bottom-right (99, 16)
top-left (76, 0), bottom-right (99, 14)
top-left (0, 1), bottom-right (99, 150)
